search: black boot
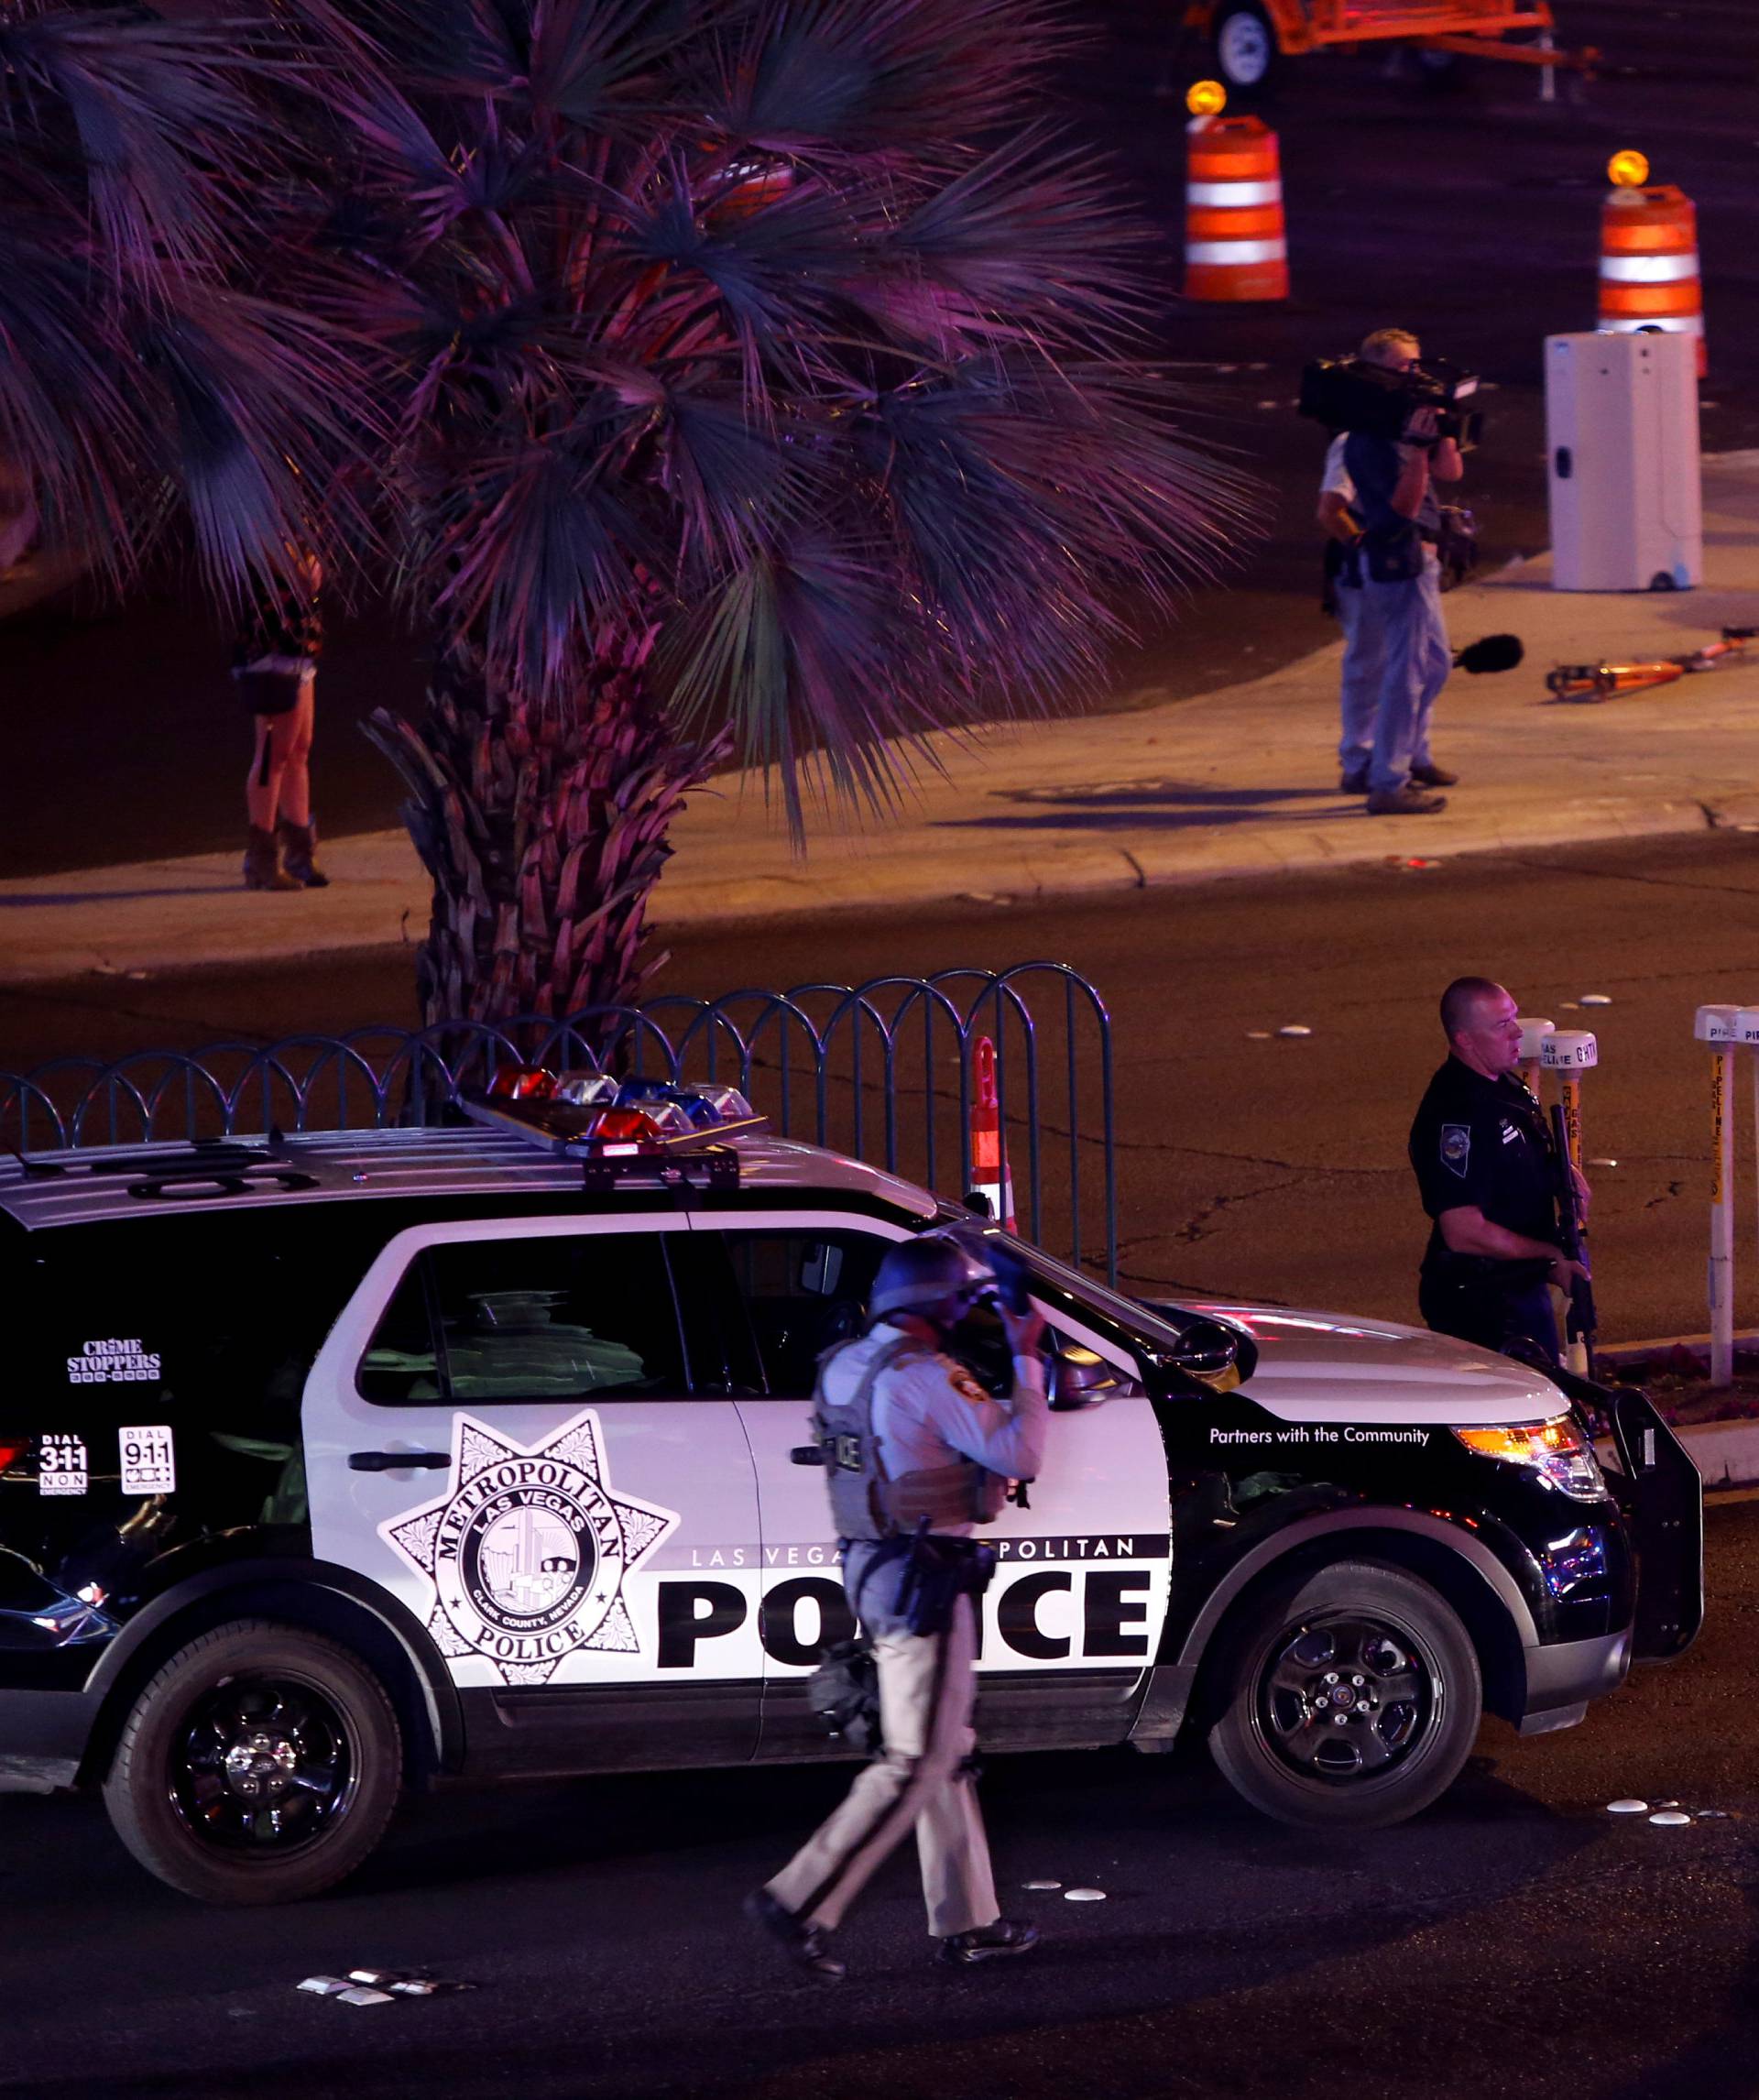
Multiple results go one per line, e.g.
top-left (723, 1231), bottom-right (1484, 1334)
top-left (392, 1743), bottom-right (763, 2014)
top-left (276, 817), bottom-right (329, 888)
top-left (743, 1889), bottom-right (847, 1981)
top-left (935, 1919), bottom-right (1040, 1966)
top-left (243, 825), bottom-right (299, 891)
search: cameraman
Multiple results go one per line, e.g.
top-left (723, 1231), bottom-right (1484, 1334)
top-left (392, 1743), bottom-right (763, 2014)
top-left (1336, 329), bottom-right (1464, 817)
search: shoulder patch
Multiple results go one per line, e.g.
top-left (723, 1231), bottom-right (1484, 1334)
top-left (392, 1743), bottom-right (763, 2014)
top-left (950, 1370), bottom-right (991, 1405)
top-left (1440, 1123), bottom-right (1471, 1177)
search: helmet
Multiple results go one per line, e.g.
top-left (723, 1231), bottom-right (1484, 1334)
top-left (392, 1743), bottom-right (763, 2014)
top-left (870, 1235), bottom-right (997, 1319)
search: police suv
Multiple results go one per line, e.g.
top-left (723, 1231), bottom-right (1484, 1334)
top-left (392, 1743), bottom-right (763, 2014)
top-left (0, 1078), bottom-right (1700, 1903)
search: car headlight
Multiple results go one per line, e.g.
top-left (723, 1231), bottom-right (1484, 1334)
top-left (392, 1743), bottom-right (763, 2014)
top-left (1452, 1414), bottom-right (1606, 1500)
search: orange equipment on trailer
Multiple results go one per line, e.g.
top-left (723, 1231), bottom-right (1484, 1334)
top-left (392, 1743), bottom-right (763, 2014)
top-left (1182, 0), bottom-right (1591, 95)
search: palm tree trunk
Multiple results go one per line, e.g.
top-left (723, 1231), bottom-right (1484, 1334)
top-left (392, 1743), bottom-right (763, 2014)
top-left (365, 655), bottom-right (727, 1028)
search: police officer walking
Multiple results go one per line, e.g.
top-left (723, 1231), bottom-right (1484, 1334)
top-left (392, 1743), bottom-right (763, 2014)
top-left (746, 1235), bottom-right (1047, 1980)
top-left (1409, 978), bottom-right (1590, 1364)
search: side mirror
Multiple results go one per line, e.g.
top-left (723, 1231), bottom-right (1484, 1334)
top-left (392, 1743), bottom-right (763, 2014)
top-left (1049, 1343), bottom-right (1144, 1412)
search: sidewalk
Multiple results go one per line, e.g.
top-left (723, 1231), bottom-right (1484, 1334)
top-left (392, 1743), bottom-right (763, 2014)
top-left (5, 454), bottom-right (1758, 986)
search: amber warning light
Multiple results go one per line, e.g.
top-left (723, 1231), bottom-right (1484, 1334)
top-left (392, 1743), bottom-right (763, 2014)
top-left (1607, 149), bottom-right (1649, 190)
top-left (1186, 79), bottom-right (1227, 118)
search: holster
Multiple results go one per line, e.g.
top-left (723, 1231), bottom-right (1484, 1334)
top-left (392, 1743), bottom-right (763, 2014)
top-left (894, 1526), bottom-right (998, 1638)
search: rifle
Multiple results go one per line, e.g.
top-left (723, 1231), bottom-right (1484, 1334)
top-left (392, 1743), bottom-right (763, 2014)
top-left (1549, 1101), bottom-right (1597, 1378)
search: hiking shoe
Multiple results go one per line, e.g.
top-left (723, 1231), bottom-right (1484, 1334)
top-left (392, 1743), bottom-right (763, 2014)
top-left (743, 1889), bottom-right (846, 1981)
top-left (1409, 761), bottom-right (1459, 787)
top-left (1366, 784), bottom-right (1448, 815)
top-left (935, 1919), bottom-right (1041, 1966)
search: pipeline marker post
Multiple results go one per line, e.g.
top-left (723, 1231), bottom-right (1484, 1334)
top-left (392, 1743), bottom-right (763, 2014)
top-left (1518, 1017), bottom-right (1556, 1098)
top-left (1541, 1030), bottom-right (1598, 1374)
top-left (967, 1035), bottom-right (1017, 1232)
top-left (1739, 1008), bottom-right (1759, 1377)
top-left (1695, 1005), bottom-right (1741, 1384)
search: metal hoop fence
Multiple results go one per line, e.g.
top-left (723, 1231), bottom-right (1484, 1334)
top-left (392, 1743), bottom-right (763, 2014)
top-left (0, 965), bottom-right (1117, 1283)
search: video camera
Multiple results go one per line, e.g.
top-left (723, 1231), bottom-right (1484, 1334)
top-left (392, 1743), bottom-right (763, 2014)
top-left (1299, 355), bottom-right (1484, 451)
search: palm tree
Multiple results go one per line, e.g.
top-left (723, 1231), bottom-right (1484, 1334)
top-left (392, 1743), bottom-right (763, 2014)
top-left (0, 4), bottom-right (361, 610)
top-left (313, 0), bottom-right (1251, 1023)
top-left (5, 0), bottom-right (1248, 1027)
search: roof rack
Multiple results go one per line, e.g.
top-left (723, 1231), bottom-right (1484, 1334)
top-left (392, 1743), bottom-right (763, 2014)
top-left (9, 1138), bottom-right (278, 1182)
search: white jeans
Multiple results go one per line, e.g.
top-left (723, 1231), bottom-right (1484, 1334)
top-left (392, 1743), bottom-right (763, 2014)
top-left (765, 1554), bottom-right (997, 1939)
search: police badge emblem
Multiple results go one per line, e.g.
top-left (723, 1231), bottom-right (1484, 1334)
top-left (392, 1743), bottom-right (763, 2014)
top-left (1440, 1124), bottom-right (1471, 1177)
top-left (381, 1408), bottom-right (679, 1686)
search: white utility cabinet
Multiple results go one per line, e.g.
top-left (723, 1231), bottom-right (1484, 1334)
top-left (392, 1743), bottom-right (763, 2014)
top-left (1545, 331), bottom-right (1701, 591)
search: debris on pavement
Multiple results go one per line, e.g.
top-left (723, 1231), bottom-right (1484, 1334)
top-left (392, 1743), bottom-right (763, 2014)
top-left (1607, 1799), bottom-right (1649, 1814)
top-left (1649, 1810), bottom-right (1693, 1826)
top-left (1022, 1879), bottom-right (1063, 1891)
top-left (1276, 1024), bottom-right (1313, 1038)
top-left (1245, 1030), bottom-right (1272, 1040)
top-left (1064, 1887), bottom-right (1108, 1902)
top-left (1589, 1157), bottom-right (1619, 1168)
top-left (300, 1966), bottom-right (475, 2003)
top-left (1579, 993), bottom-right (1612, 1006)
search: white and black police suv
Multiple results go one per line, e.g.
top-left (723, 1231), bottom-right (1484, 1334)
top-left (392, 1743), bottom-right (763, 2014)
top-left (0, 1077), bottom-right (1701, 1902)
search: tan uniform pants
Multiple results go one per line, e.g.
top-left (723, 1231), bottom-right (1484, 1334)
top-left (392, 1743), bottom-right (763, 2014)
top-left (765, 1588), bottom-right (998, 1940)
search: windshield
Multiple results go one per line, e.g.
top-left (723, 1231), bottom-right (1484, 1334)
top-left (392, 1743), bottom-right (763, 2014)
top-left (958, 1225), bottom-right (1199, 1362)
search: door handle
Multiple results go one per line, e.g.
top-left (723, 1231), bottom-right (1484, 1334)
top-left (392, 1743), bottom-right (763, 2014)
top-left (348, 1449), bottom-right (451, 1472)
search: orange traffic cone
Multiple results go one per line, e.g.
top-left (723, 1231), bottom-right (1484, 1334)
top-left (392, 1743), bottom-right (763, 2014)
top-left (1185, 111), bottom-right (1289, 303)
top-left (1599, 170), bottom-right (1705, 377)
top-left (967, 1036), bottom-right (1017, 1233)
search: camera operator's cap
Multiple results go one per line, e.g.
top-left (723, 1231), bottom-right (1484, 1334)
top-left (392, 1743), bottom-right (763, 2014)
top-left (1541, 1031), bottom-right (1598, 1071)
top-left (1694, 1004), bottom-right (1743, 1044)
top-left (1607, 149), bottom-right (1650, 191)
top-left (870, 1234), bottom-right (997, 1318)
top-left (1517, 1018), bottom-right (1556, 1061)
top-left (1186, 79), bottom-right (1227, 117)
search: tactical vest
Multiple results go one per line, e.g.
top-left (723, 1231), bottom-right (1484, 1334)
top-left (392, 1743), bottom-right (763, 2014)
top-left (813, 1335), bottom-right (1011, 1543)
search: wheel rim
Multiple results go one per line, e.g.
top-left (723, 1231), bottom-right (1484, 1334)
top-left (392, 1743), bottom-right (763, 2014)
top-left (1218, 13), bottom-right (1272, 85)
top-left (1252, 1612), bottom-right (1440, 1784)
top-left (169, 1671), bottom-right (360, 1856)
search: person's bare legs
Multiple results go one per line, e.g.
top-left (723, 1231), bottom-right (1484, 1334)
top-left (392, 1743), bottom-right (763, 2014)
top-left (273, 679), bottom-right (327, 884)
top-left (277, 681), bottom-right (315, 826)
top-left (244, 703), bottom-right (304, 890)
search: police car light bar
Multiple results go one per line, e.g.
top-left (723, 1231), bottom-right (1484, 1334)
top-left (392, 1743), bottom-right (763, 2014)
top-left (459, 1075), bottom-right (769, 1189)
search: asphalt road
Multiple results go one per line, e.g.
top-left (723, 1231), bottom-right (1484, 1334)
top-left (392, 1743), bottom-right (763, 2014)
top-left (4, 1499), bottom-right (1754, 2100)
top-left (8, 827), bottom-right (1757, 1346)
top-left (4, 2), bottom-right (1757, 879)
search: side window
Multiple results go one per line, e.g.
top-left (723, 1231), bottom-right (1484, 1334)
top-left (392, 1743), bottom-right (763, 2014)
top-left (357, 1233), bottom-right (687, 1405)
top-left (706, 1230), bottom-right (890, 1398)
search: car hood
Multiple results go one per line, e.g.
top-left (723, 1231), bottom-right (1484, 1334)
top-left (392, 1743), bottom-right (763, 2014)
top-left (1159, 1298), bottom-right (1567, 1427)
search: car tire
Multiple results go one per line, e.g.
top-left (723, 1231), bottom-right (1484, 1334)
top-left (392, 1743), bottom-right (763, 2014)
top-left (1208, 1559), bottom-right (1481, 1829)
top-left (1213, 3), bottom-right (1280, 93)
top-left (103, 1619), bottom-right (402, 1904)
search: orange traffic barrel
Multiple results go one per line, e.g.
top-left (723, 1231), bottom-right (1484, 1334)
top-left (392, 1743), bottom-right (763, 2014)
top-left (1599, 182), bottom-right (1705, 377)
top-left (1185, 114), bottom-right (1288, 303)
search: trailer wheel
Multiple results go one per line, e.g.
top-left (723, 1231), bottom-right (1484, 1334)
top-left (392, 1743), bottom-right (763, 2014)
top-left (1208, 1559), bottom-right (1481, 1829)
top-left (1213, 4), bottom-right (1279, 93)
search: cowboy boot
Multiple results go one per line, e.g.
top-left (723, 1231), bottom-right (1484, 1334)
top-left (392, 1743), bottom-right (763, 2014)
top-left (244, 824), bottom-right (300, 891)
top-left (276, 816), bottom-right (330, 888)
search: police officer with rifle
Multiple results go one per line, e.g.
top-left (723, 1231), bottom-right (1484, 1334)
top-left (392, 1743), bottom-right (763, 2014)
top-left (1409, 977), bottom-right (1591, 1366)
top-left (747, 1235), bottom-right (1047, 1981)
